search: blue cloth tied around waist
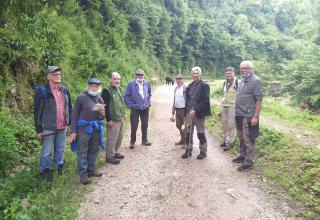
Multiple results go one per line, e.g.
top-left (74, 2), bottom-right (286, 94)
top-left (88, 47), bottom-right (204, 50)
top-left (71, 118), bottom-right (105, 152)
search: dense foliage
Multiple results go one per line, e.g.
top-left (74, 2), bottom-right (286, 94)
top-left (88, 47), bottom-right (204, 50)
top-left (1, 0), bottom-right (320, 113)
top-left (0, 0), bottom-right (320, 218)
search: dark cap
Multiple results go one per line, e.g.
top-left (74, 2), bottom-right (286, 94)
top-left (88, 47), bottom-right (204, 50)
top-left (47, 66), bottom-right (62, 75)
top-left (88, 77), bottom-right (102, 85)
top-left (175, 74), bottom-right (184, 79)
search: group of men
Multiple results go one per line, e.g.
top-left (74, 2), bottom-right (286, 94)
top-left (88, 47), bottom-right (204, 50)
top-left (34, 67), bottom-right (152, 184)
top-left (34, 60), bottom-right (262, 183)
top-left (171, 61), bottom-right (263, 171)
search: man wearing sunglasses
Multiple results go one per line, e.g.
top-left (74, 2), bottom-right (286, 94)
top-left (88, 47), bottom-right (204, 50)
top-left (124, 69), bottom-right (152, 149)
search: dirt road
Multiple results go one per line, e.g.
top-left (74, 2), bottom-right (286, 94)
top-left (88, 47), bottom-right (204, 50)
top-left (78, 85), bottom-right (294, 220)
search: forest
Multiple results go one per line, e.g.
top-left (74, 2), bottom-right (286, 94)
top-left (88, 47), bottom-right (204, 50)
top-left (0, 0), bottom-right (320, 219)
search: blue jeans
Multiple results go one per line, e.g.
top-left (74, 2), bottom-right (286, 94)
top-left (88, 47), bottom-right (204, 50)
top-left (77, 127), bottom-right (100, 177)
top-left (39, 129), bottom-right (66, 172)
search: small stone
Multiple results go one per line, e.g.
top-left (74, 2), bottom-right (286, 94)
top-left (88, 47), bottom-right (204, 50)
top-left (21, 198), bottom-right (29, 209)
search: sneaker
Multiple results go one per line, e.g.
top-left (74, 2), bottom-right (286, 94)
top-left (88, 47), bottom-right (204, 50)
top-left (106, 157), bottom-right (120, 165)
top-left (197, 151), bottom-right (207, 160)
top-left (129, 143), bottom-right (135, 149)
top-left (80, 176), bottom-right (91, 185)
top-left (114, 153), bottom-right (125, 159)
top-left (142, 141), bottom-right (152, 146)
top-left (232, 155), bottom-right (245, 163)
top-left (238, 164), bottom-right (253, 171)
top-left (88, 171), bottom-right (103, 178)
top-left (181, 149), bottom-right (192, 159)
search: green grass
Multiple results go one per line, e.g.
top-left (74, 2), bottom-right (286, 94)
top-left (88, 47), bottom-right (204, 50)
top-left (209, 79), bottom-right (320, 132)
top-left (0, 111), bottom-right (107, 220)
top-left (206, 105), bottom-right (320, 218)
top-left (262, 97), bottom-right (320, 131)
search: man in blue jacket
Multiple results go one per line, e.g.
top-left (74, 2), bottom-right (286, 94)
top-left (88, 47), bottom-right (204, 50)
top-left (124, 69), bottom-right (152, 149)
top-left (34, 66), bottom-right (72, 181)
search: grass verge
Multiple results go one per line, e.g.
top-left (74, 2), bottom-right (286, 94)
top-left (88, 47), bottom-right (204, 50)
top-left (0, 110), bottom-right (106, 220)
top-left (206, 105), bottom-right (320, 218)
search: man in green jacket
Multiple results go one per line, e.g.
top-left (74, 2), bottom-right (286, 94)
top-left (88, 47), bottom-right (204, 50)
top-left (101, 72), bottom-right (126, 165)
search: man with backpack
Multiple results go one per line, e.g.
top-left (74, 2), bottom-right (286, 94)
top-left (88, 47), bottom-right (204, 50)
top-left (218, 67), bottom-right (239, 151)
top-left (34, 66), bottom-right (72, 181)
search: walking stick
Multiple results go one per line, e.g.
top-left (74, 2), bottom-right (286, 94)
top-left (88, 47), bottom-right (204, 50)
top-left (187, 122), bottom-right (193, 165)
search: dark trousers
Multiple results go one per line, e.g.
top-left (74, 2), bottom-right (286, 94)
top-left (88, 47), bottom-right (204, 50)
top-left (130, 108), bottom-right (149, 144)
top-left (77, 127), bottom-right (100, 177)
top-left (175, 108), bottom-right (186, 143)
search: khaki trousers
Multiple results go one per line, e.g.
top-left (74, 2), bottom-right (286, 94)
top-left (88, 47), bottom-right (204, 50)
top-left (221, 106), bottom-right (236, 145)
top-left (106, 120), bottom-right (124, 159)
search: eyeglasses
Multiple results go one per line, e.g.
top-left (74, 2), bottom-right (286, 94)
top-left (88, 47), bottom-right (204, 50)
top-left (51, 73), bottom-right (61, 77)
top-left (136, 74), bottom-right (144, 76)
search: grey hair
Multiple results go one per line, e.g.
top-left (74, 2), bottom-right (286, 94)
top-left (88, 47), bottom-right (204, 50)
top-left (240, 60), bottom-right (253, 68)
top-left (111, 71), bottom-right (120, 79)
top-left (135, 69), bottom-right (145, 75)
top-left (191, 66), bottom-right (202, 75)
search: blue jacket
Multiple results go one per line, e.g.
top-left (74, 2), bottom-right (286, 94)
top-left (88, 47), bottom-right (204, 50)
top-left (124, 80), bottom-right (151, 110)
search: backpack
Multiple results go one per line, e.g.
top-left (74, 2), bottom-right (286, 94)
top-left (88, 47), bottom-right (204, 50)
top-left (35, 85), bottom-right (68, 100)
top-left (35, 85), bottom-right (47, 100)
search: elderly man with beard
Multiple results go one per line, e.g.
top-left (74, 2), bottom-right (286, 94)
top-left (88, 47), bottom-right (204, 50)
top-left (101, 72), bottom-right (126, 165)
top-left (70, 77), bottom-right (105, 185)
top-left (124, 69), bottom-right (152, 149)
top-left (233, 61), bottom-right (263, 171)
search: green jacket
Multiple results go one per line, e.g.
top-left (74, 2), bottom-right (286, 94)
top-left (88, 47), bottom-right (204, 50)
top-left (101, 85), bottom-right (125, 122)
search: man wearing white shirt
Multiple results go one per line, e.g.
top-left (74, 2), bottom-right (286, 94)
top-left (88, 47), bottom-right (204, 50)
top-left (171, 74), bottom-right (187, 146)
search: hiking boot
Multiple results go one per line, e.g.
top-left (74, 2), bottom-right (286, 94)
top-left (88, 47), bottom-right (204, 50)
top-left (80, 176), bottom-right (91, 185)
top-left (223, 144), bottom-right (231, 151)
top-left (181, 149), bottom-right (192, 159)
top-left (238, 164), bottom-right (253, 172)
top-left (197, 151), bottom-right (207, 160)
top-left (114, 153), bottom-right (125, 159)
top-left (220, 142), bottom-right (226, 148)
top-left (88, 171), bottom-right (103, 178)
top-left (106, 157), bottom-right (120, 165)
top-left (57, 165), bottom-right (63, 175)
top-left (40, 169), bottom-right (53, 182)
top-left (175, 140), bottom-right (184, 145)
top-left (232, 155), bottom-right (245, 163)
top-left (129, 143), bottom-right (135, 149)
top-left (142, 141), bottom-right (152, 146)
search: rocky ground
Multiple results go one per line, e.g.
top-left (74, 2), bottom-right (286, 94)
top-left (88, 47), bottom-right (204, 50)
top-left (77, 85), bottom-right (296, 220)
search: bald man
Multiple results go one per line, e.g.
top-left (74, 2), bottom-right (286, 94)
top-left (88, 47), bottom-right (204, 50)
top-left (102, 72), bottom-right (126, 165)
top-left (233, 61), bottom-right (263, 171)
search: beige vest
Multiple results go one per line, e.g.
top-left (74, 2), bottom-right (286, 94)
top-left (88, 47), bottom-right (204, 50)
top-left (222, 79), bottom-right (237, 106)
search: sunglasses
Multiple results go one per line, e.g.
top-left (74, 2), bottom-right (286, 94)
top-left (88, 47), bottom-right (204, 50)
top-left (136, 74), bottom-right (144, 76)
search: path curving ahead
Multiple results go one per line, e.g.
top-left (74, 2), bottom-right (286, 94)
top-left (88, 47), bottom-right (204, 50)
top-left (77, 85), bottom-right (294, 220)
